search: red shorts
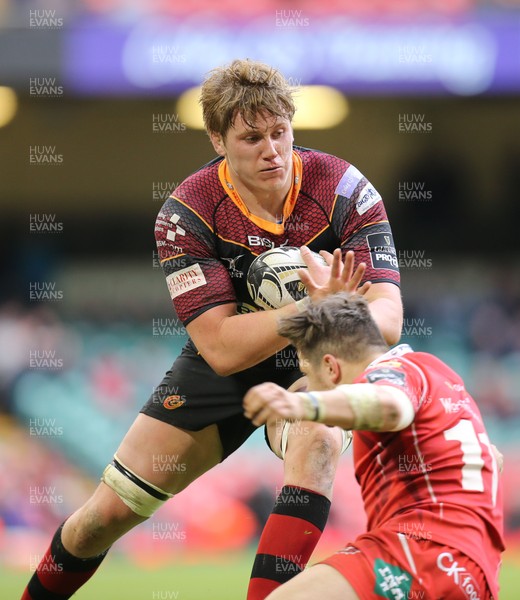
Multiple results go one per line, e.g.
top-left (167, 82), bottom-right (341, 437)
top-left (320, 526), bottom-right (493, 600)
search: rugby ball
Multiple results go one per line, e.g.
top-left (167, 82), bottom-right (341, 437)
top-left (247, 246), bottom-right (325, 310)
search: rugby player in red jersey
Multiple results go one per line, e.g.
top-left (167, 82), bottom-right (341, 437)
top-left (22, 59), bottom-right (402, 600)
top-left (244, 292), bottom-right (504, 600)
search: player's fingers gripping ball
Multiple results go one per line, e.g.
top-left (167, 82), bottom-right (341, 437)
top-left (247, 246), bottom-right (326, 310)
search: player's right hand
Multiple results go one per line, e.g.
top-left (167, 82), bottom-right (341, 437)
top-left (298, 247), bottom-right (371, 303)
top-left (243, 382), bottom-right (306, 426)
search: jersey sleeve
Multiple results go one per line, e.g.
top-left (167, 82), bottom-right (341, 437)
top-left (355, 359), bottom-right (425, 414)
top-left (155, 196), bottom-right (236, 325)
top-left (333, 164), bottom-right (400, 286)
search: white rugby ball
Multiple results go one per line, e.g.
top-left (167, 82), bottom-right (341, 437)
top-left (247, 246), bottom-right (326, 310)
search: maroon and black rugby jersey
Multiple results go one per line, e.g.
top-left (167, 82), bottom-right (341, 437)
top-left (156, 146), bottom-right (400, 326)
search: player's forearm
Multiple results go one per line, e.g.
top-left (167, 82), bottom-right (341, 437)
top-left (198, 304), bottom-right (301, 376)
top-left (367, 295), bottom-right (403, 346)
top-left (299, 384), bottom-right (414, 432)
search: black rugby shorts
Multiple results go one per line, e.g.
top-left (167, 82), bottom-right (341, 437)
top-left (140, 344), bottom-right (302, 460)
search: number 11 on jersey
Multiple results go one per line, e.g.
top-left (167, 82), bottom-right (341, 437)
top-left (444, 419), bottom-right (499, 507)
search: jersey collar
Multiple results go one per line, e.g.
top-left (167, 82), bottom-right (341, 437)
top-left (218, 151), bottom-right (303, 235)
top-left (367, 344), bottom-right (414, 369)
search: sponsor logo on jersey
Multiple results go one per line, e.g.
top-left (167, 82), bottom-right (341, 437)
top-left (163, 395), bottom-right (185, 410)
top-left (247, 236), bottom-right (290, 249)
top-left (335, 164), bottom-right (363, 198)
top-left (356, 182), bottom-right (382, 215)
top-left (221, 254), bottom-right (245, 278)
top-left (366, 367), bottom-right (406, 387)
top-left (166, 213), bottom-right (186, 243)
top-left (166, 264), bottom-right (207, 299)
top-left (444, 381), bottom-right (465, 393)
top-left (436, 552), bottom-right (482, 600)
top-left (373, 558), bottom-right (412, 599)
top-left (248, 235), bottom-right (275, 248)
top-left (366, 232), bottom-right (399, 271)
top-left (439, 396), bottom-right (471, 414)
top-left (156, 239), bottom-right (184, 259)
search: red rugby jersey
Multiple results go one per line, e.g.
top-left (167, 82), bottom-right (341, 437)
top-left (353, 345), bottom-right (505, 598)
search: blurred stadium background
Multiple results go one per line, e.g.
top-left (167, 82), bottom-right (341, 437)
top-left (1, 0), bottom-right (520, 598)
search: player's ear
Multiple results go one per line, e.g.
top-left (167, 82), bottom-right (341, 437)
top-left (209, 131), bottom-right (226, 156)
top-left (323, 354), bottom-right (342, 386)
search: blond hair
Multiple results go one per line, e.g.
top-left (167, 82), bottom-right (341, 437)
top-left (200, 59), bottom-right (296, 137)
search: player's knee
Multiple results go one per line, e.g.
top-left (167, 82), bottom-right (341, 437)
top-left (65, 484), bottom-right (148, 557)
top-left (69, 504), bottom-right (115, 556)
top-left (284, 423), bottom-right (344, 490)
top-left (101, 453), bottom-right (173, 518)
top-left (287, 422), bottom-right (343, 460)
top-left (302, 423), bottom-right (343, 463)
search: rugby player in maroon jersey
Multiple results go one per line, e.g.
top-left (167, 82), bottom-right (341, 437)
top-left (22, 59), bottom-right (402, 600)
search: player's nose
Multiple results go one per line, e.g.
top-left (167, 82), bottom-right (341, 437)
top-left (261, 137), bottom-right (278, 159)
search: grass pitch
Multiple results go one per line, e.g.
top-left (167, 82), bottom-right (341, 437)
top-left (2, 550), bottom-right (519, 599)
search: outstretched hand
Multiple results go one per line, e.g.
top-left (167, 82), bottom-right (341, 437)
top-left (298, 247), bottom-right (371, 303)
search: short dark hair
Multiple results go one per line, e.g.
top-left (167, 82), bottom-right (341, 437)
top-left (200, 59), bottom-right (296, 137)
top-left (278, 293), bottom-right (388, 365)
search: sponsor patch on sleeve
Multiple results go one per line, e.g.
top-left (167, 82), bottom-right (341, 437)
top-left (166, 263), bottom-right (207, 299)
top-left (335, 164), bottom-right (363, 198)
top-left (366, 367), bottom-right (406, 386)
top-left (356, 182), bottom-right (382, 215)
top-left (366, 232), bottom-right (399, 271)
